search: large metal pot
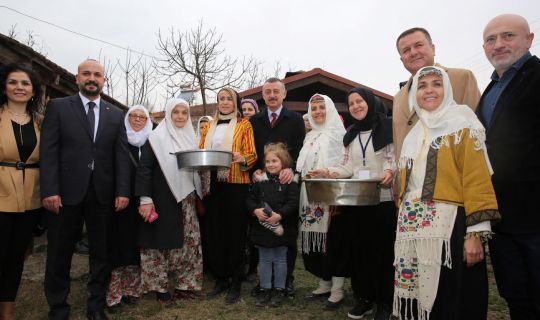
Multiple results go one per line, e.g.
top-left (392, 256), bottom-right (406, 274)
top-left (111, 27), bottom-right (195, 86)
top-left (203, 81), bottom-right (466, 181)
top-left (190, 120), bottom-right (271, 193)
top-left (174, 149), bottom-right (232, 170)
top-left (304, 178), bottom-right (381, 206)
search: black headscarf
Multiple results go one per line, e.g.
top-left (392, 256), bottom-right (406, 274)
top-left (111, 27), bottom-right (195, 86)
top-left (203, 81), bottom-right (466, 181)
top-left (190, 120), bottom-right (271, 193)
top-left (343, 88), bottom-right (393, 152)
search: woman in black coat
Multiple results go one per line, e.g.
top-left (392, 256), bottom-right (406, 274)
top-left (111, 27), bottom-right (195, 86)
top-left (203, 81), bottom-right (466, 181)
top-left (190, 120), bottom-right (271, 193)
top-left (106, 105), bottom-right (153, 310)
top-left (135, 99), bottom-right (203, 307)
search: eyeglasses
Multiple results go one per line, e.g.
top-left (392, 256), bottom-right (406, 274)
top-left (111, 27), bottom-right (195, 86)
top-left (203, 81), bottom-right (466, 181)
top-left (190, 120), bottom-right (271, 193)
top-left (129, 114), bottom-right (148, 121)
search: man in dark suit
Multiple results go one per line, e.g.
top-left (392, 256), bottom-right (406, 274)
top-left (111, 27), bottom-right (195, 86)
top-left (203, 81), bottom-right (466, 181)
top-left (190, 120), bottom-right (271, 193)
top-left (249, 77), bottom-right (305, 297)
top-left (250, 78), bottom-right (305, 172)
top-left (477, 14), bottom-right (540, 320)
top-left (40, 59), bottom-right (130, 320)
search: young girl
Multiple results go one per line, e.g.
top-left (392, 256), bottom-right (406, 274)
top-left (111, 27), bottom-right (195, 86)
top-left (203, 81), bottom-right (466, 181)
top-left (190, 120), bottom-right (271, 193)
top-left (246, 143), bottom-right (299, 308)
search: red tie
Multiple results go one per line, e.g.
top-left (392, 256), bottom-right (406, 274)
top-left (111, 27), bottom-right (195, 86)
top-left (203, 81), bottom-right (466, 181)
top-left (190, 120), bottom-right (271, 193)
top-left (271, 112), bottom-right (278, 128)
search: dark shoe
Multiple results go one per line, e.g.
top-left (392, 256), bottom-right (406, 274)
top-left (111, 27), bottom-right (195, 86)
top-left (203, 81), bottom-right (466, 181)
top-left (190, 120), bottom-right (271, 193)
top-left (348, 299), bottom-right (374, 319)
top-left (244, 271), bottom-right (257, 283)
top-left (305, 291), bottom-right (331, 300)
top-left (87, 311), bottom-right (109, 320)
top-left (174, 289), bottom-right (199, 300)
top-left (224, 286), bottom-right (241, 305)
top-left (374, 303), bottom-right (392, 320)
top-left (255, 288), bottom-right (272, 307)
top-left (106, 303), bottom-right (122, 314)
top-left (269, 288), bottom-right (286, 307)
top-left (121, 296), bottom-right (138, 305)
top-left (75, 240), bottom-right (90, 255)
top-left (251, 283), bottom-right (262, 297)
top-left (207, 279), bottom-right (230, 299)
top-left (285, 281), bottom-right (295, 297)
top-left (322, 298), bottom-right (344, 311)
top-left (156, 292), bottom-right (175, 308)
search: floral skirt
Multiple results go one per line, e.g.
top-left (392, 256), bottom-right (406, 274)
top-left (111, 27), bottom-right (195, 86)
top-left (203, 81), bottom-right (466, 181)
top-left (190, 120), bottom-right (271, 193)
top-left (140, 194), bottom-right (203, 293)
top-left (106, 265), bottom-right (141, 306)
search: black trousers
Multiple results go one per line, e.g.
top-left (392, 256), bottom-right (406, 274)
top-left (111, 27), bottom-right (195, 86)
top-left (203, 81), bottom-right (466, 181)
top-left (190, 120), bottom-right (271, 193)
top-left (349, 201), bottom-right (396, 306)
top-left (204, 181), bottom-right (249, 283)
top-left (0, 210), bottom-right (39, 301)
top-left (44, 182), bottom-right (113, 320)
top-left (302, 212), bottom-right (351, 280)
top-left (489, 232), bottom-right (540, 320)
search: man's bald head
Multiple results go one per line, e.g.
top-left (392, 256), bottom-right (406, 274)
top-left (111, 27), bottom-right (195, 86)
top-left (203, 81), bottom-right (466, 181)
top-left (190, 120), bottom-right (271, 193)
top-left (483, 14), bottom-right (534, 76)
top-left (76, 59), bottom-right (106, 98)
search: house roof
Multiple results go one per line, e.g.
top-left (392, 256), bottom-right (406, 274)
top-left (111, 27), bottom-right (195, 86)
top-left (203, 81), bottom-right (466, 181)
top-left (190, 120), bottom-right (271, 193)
top-left (240, 67), bottom-right (393, 104)
top-left (0, 33), bottom-right (126, 109)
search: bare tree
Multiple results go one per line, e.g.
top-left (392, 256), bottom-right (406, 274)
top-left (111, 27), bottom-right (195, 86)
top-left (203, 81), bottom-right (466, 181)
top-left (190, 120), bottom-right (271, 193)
top-left (126, 57), bottom-right (160, 107)
top-left (7, 24), bottom-right (17, 38)
top-left (98, 51), bottom-right (120, 99)
top-left (243, 59), bottom-right (266, 90)
top-left (6, 25), bottom-right (47, 55)
top-left (117, 50), bottom-right (141, 106)
top-left (157, 21), bottom-right (255, 114)
top-left (243, 60), bottom-right (285, 89)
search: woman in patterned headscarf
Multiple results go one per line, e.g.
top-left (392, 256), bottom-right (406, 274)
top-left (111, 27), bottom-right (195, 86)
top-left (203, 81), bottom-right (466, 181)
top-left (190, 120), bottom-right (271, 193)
top-left (394, 66), bottom-right (499, 320)
top-left (297, 94), bottom-right (347, 309)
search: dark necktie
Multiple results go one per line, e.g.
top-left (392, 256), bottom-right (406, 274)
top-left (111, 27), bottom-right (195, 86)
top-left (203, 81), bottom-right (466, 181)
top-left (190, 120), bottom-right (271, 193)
top-left (270, 112), bottom-right (278, 128)
top-left (87, 101), bottom-right (96, 139)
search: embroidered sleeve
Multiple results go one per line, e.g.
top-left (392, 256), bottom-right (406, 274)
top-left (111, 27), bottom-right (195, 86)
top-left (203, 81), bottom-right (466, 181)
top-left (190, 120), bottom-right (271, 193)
top-left (455, 131), bottom-right (499, 224)
top-left (328, 144), bottom-right (354, 178)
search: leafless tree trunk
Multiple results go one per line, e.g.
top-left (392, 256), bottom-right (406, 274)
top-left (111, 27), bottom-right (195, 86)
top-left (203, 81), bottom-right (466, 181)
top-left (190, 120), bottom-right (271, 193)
top-left (99, 51), bottom-right (119, 99)
top-left (157, 20), bottom-right (256, 115)
top-left (7, 24), bottom-right (18, 38)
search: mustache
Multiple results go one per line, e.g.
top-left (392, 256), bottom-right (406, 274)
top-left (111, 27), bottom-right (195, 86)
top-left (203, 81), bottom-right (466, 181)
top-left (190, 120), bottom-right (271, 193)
top-left (84, 81), bottom-right (99, 87)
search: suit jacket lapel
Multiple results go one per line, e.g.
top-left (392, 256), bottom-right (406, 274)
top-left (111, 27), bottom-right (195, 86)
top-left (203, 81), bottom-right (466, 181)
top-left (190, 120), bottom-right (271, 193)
top-left (71, 95), bottom-right (93, 140)
top-left (489, 67), bottom-right (529, 134)
top-left (397, 80), bottom-right (415, 121)
top-left (259, 111), bottom-right (272, 129)
top-left (95, 101), bottom-right (109, 143)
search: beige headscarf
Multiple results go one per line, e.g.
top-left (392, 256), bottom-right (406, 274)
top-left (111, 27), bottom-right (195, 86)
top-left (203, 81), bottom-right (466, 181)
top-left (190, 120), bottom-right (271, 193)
top-left (203, 88), bottom-right (239, 152)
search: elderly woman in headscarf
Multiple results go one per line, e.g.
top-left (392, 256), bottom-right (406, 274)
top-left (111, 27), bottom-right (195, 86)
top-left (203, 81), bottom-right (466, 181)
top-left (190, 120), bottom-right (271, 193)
top-left (135, 98), bottom-right (203, 307)
top-left (297, 94), bottom-right (347, 309)
top-left (241, 98), bottom-right (260, 120)
top-left (199, 87), bottom-right (257, 304)
top-left (106, 105), bottom-right (153, 311)
top-left (392, 66), bottom-right (499, 320)
top-left (309, 88), bottom-right (396, 319)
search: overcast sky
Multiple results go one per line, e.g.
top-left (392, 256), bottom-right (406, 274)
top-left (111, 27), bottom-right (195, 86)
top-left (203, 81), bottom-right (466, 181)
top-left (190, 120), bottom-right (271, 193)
top-left (1, 0), bottom-right (539, 109)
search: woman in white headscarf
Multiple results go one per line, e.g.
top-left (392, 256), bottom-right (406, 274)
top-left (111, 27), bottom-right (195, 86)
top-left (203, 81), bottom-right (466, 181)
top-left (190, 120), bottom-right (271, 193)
top-left (296, 94), bottom-right (348, 308)
top-left (135, 99), bottom-right (203, 307)
top-left (309, 87), bottom-right (396, 319)
top-left (393, 66), bottom-right (500, 320)
top-left (106, 105), bottom-right (153, 310)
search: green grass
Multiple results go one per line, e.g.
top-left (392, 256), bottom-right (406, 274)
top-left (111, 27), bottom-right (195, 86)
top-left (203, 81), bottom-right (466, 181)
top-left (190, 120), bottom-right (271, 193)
top-left (15, 255), bottom-right (509, 319)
